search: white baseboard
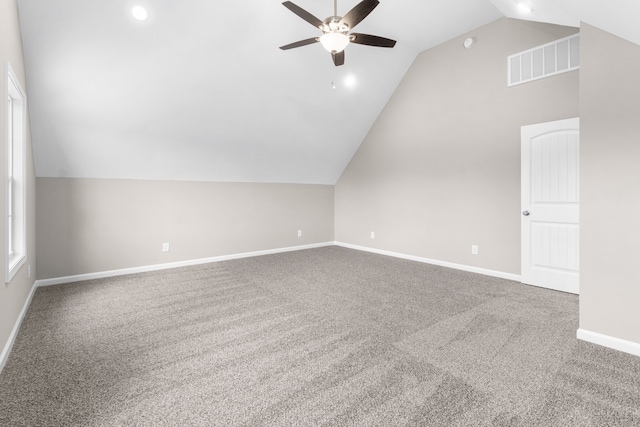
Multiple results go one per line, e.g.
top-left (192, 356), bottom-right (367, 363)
top-left (30, 241), bottom-right (519, 289)
top-left (577, 328), bottom-right (640, 358)
top-left (0, 281), bottom-right (38, 373)
top-left (335, 242), bottom-right (521, 282)
top-left (35, 242), bottom-right (336, 288)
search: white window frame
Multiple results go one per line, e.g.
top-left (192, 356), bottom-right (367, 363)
top-left (507, 33), bottom-right (580, 87)
top-left (5, 63), bottom-right (27, 283)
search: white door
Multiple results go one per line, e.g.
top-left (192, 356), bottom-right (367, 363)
top-left (521, 118), bottom-right (579, 294)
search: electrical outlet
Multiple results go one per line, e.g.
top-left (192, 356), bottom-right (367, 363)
top-left (297, 230), bottom-right (302, 237)
top-left (162, 243), bottom-right (170, 252)
top-left (370, 231), bottom-right (375, 239)
top-left (471, 245), bottom-right (478, 255)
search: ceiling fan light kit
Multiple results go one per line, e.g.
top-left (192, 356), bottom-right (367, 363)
top-left (279, 0), bottom-right (396, 66)
top-left (320, 32), bottom-right (350, 53)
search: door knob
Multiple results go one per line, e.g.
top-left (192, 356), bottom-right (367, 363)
top-left (522, 211), bottom-right (530, 216)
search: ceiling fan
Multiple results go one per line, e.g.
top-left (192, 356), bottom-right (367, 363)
top-left (279, 0), bottom-right (396, 66)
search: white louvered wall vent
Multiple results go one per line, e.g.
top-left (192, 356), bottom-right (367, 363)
top-left (508, 33), bottom-right (580, 87)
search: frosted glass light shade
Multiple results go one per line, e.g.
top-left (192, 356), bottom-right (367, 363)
top-left (319, 33), bottom-right (350, 53)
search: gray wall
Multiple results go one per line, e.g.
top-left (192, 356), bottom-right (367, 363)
top-left (335, 18), bottom-right (579, 275)
top-left (36, 179), bottom-right (334, 279)
top-left (0, 0), bottom-right (37, 359)
top-left (579, 24), bottom-right (640, 344)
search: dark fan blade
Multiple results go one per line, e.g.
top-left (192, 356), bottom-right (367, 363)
top-left (332, 50), bottom-right (345, 66)
top-left (350, 33), bottom-right (396, 48)
top-left (282, 1), bottom-right (323, 29)
top-left (280, 37), bottom-right (319, 50)
top-left (340, 0), bottom-right (379, 30)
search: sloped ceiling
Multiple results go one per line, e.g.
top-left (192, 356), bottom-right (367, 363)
top-left (488, 0), bottom-right (640, 46)
top-left (15, 0), bottom-right (638, 184)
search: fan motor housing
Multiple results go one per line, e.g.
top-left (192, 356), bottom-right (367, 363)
top-left (322, 16), bottom-right (349, 33)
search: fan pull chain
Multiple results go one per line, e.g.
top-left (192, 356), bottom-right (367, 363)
top-left (334, 0), bottom-right (337, 16)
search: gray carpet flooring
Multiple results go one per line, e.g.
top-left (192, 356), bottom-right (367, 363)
top-left (1, 246), bottom-right (639, 426)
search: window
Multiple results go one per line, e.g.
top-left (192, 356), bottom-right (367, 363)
top-left (5, 64), bottom-right (26, 283)
top-left (508, 33), bottom-right (580, 87)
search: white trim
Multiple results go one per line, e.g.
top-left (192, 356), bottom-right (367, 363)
top-left (334, 242), bottom-right (521, 282)
top-left (577, 328), bottom-right (640, 358)
top-left (34, 241), bottom-right (521, 288)
top-left (35, 242), bottom-right (335, 287)
top-left (5, 62), bottom-right (27, 284)
top-left (0, 280), bottom-right (37, 373)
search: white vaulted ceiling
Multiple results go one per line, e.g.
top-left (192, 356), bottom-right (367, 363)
top-left (15, 1), bottom-right (639, 184)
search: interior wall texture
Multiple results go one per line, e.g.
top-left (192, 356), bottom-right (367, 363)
top-left (335, 18), bottom-right (579, 275)
top-left (36, 179), bottom-right (334, 279)
top-left (0, 0), bottom-right (37, 360)
top-left (579, 23), bottom-right (640, 345)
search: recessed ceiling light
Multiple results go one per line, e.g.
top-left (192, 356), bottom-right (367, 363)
top-left (517, 3), bottom-right (534, 13)
top-left (132, 5), bottom-right (148, 21)
top-left (344, 74), bottom-right (357, 89)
